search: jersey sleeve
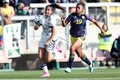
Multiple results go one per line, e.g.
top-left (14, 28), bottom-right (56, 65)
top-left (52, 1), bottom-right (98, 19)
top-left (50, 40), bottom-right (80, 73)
top-left (85, 15), bottom-right (94, 22)
top-left (65, 14), bottom-right (72, 24)
top-left (49, 16), bottom-right (56, 28)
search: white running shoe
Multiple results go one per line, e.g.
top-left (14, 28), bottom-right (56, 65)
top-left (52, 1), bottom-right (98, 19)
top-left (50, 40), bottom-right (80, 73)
top-left (64, 67), bottom-right (71, 73)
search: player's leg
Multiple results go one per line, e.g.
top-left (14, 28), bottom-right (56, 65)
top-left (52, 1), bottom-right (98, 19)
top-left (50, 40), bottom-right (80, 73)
top-left (76, 47), bottom-right (93, 72)
top-left (38, 48), bottom-right (50, 77)
top-left (45, 51), bottom-right (54, 62)
top-left (65, 37), bottom-right (82, 73)
top-left (104, 50), bottom-right (111, 66)
top-left (45, 39), bottom-right (57, 62)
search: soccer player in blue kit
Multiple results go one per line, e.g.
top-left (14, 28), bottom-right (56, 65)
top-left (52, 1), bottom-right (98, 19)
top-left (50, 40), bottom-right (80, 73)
top-left (61, 1), bottom-right (105, 73)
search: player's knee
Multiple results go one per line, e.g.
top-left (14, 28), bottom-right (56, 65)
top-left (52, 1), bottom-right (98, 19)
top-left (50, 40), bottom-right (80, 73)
top-left (46, 58), bottom-right (53, 62)
top-left (76, 50), bottom-right (84, 58)
top-left (70, 46), bottom-right (76, 52)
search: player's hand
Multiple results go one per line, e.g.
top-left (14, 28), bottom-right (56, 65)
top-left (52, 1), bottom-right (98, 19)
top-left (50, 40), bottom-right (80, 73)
top-left (5, 14), bottom-right (11, 18)
top-left (45, 41), bottom-right (50, 47)
top-left (61, 16), bottom-right (66, 21)
top-left (34, 25), bottom-right (39, 30)
top-left (61, 16), bottom-right (67, 27)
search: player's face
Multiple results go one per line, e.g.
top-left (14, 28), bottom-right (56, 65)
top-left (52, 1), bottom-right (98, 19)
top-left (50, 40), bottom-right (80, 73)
top-left (76, 4), bottom-right (84, 15)
top-left (45, 6), bottom-right (52, 17)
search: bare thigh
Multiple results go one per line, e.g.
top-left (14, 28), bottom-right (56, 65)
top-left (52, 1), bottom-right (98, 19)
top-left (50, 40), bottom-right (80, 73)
top-left (70, 39), bottom-right (82, 54)
top-left (38, 48), bottom-right (46, 64)
top-left (45, 51), bottom-right (54, 63)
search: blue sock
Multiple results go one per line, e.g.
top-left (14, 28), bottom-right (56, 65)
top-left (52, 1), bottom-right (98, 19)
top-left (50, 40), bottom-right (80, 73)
top-left (41, 63), bottom-right (47, 67)
top-left (41, 63), bottom-right (49, 73)
top-left (67, 54), bottom-right (75, 68)
top-left (82, 56), bottom-right (91, 65)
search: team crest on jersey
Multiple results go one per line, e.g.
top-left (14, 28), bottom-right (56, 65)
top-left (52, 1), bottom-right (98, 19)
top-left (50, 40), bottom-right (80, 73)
top-left (74, 16), bottom-right (77, 19)
top-left (82, 16), bottom-right (85, 19)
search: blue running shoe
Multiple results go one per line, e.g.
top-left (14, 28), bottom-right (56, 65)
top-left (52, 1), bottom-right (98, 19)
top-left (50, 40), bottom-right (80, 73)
top-left (89, 65), bottom-right (94, 73)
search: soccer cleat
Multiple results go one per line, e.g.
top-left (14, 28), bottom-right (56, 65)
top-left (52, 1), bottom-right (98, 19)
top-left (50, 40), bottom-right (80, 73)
top-left (89, 65), bottom-right (94, 73)
top-left (64, 67), bottom-right (71, 73)
top-left (41, 72), bottom-right (50, 77)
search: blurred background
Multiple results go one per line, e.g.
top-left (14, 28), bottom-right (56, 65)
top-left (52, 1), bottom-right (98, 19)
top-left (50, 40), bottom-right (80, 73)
top-left (0, 0), bottom-right (120, 71)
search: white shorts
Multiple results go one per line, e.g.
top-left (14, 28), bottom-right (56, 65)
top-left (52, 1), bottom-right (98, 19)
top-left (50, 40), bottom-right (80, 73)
top-left (38, 36), bottom-right (58, 52)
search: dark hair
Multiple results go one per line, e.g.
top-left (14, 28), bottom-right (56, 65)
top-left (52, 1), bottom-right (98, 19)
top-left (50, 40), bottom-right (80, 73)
top-left (77, 0), bottom-right (86, 9)
top-left (46, 3), bottom-right (65, 12)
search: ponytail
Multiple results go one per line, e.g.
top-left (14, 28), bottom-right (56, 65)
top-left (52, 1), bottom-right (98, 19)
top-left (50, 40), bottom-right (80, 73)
top-left (46, 3), bottom-right (65, 12)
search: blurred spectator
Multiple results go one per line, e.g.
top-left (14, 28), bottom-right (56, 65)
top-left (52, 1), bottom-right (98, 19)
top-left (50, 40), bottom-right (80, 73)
top-left (16, 2), bottom-right (32, 39)
top-left (31, 0), bottom-right (49, 15)
top-left (68, 0), bottom-right (77, 3)
top-left (98, 24), bottom-right (112, 66)
top-left (9, 0), bottom-right (19, 10)
top-left (114, 0), bottom-right (120, 2)
top-left (31, 0), bottom-right (49, 3)
top-left (100, 0), bottom-right (112, 2)
top-left (48, 0), bottom-right (54, 3)
top-left (87, 0), bottom-right (99, 2)
top-left (0, 0), bottom-right (15, 25)
top-left (16, 3), bottom-right (32, 15)
top-left (110, 35), bottom-right (120, 67)
top-left (54, 0), bottom-right (67, 3)
top-left (0, 0), bottom-right (3, 7)
top-left (18, 0), bottom-right (31, 7)
top-left (9, 0), bottom-right (15, 9)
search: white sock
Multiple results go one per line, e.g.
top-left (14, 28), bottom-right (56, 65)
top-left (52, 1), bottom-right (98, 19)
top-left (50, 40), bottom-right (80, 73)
top-left (42, 65), bottom-right (49, 73)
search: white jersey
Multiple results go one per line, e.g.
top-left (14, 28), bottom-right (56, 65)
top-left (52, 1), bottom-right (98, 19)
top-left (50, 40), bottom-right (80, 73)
top-left (41, 15), bottom-right (56, 38)
top-left (38, 15), bottom-right (57, 51)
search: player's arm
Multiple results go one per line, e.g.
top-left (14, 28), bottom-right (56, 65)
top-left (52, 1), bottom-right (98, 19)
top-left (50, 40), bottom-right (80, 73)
top-left (61, 16), bottom-right (67, 27)
top-left (92, 19), bottom-right (105, 35)
top-left (61, 14), bottom-right (72, 27)
top-left (86, 15), bottom-right (105, 34)
top-left (88, 16), bottom-right (105, 35)
top-left (45, 26), bottom-right (57, 46)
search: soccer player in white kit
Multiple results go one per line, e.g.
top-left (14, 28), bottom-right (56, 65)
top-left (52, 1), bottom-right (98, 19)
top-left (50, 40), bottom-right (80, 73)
top-left (34, 4), bottom-right (64, 77)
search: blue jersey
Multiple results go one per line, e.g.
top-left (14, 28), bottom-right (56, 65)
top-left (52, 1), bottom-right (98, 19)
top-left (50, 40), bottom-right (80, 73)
top-left (65, 13), bottom-right (93, 37)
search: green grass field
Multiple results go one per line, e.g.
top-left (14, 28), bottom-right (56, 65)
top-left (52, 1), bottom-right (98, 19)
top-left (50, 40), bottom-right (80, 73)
top-left (0, 68), bottom-right (120, 80)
